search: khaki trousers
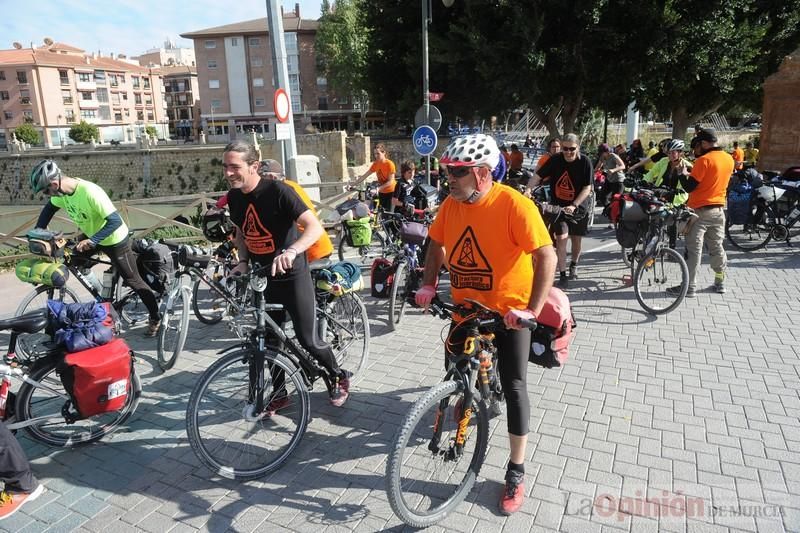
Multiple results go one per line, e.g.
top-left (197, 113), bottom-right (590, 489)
top-left (685, 205), bottom-right (727, 290)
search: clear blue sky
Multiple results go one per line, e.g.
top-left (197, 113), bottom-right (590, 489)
top-left (1, 0), bottom-right (323, 57)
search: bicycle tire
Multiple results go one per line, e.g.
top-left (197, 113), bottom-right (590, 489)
top-left (191, 262), bottom-right (229, 325)
top-left (185, 348), bottom-right (310, 480)
top-left (157, 285), bottom-right (190, 371)
top-left (725, 214), bottom-right (773, 252)
top-left (15, 357), bottom-right (141, 447)
top-left (388, 260), bottom-right (414, 331)
top-left (386, 380), bottom-right (488, 528)
top-left (117, 286), bottom-right (150, 327)
top-left (14, 285), bottom-right (80, 361)
top-left (338, 229), bottom-right (386, 265)
top-left (322, 292), bottom-right (370, 382)
top-left (633, 247), bottom-right (689, 315)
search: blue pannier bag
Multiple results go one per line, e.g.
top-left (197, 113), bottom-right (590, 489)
top-left (47, 300), bottom-right (114, 353)
top-left (727, 189), bottom-right (752, 225)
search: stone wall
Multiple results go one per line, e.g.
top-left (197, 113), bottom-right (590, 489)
top-left (760, 47), bottom-right (800, 172)
top-left (0, 131), bottom-right (353, 204)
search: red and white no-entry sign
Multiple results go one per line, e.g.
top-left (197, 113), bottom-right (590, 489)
top-left (273, 89), bottom-right (291, 123)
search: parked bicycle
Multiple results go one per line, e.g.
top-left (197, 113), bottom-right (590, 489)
top-left (726, 177), bottom-right (800, 251)
top-left (0, 309), bottom-right (141, 447)
top-left (385, 296), bottom-right (535, 527)
top-left (385, 212), bottom-right (431, 332)
top-left (335, 184), bottom-right (399, 264)
top-left (185, 262), bottom-right (362, 479)
top-left (15, 232), bottom-right (190, 372)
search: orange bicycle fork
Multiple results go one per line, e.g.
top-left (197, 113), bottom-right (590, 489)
top-left (428, 367), bottom-right (475, 461)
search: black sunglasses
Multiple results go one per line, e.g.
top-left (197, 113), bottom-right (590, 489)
top-left (561, 146), bottom-right (578, 152)
top-left (447, 165), bottom-right (473, 178)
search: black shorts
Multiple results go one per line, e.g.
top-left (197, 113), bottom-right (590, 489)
top-left (546, 212), bottom-right (588, 237)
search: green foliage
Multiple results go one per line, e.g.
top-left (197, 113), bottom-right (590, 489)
top-left (13, 124), bottom-right (40, 145)
top-left (145, 125), bottom-right (158, 138)
top-left (69, 121), bottom-right (100, 144)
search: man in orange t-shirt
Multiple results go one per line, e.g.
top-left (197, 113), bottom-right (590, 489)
top-left (259, 160), bottom-right (333, 263)
top-left (354, 143), bottom-right (396, 211)
top-left (731, 141), bottom-right (744, 170)
top-left (509, 144), bottom-right (524, 171)
top-left (415, 133), bottom-right (556, 515)
top-left (675, 130), bottom-right (733, 297)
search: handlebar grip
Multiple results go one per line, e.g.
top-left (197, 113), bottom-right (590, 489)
top-left (519, 318), bottom-right (538, 329)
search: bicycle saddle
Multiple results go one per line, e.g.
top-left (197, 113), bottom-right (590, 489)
top-left (0, 309), bottom-right (48, 334)
top-left (309, 257), bottom-right (334, 271)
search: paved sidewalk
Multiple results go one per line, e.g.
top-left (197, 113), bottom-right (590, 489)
top-left (0, 241), bottom-right (798, 532)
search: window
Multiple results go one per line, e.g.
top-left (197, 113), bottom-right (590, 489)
top-left (207, 59), bottom-right (217, 69)
top-left (288, 74), bottom-right (300, 93)
top-left (317, 76), bottom-right (327, 86)
top-left (291, 96), bottom-right (301, 114)
top-left (252, 78), bottom-right (264, 87)
top-left (65, 109), bottom-right (75, 123)
top-left (251, 57), bottom-right (263, 67)
top-left (20, 89), bottom-right (30, 104)
top-left (4, 111), bottom-right (12, 120)
top-left (204, 40), bottom-right (216, 49)
top-left (59, 70), bottom-right (69, 85)
top-left (318, 97), bottom-right (328, 110)
top-left (134, 93), bottom-right (142, 104)
top-left (96, 88), bottom-right (108, 103)
top-left (111, 92), bottom-right (120, 105)
top-left (78, 72), bottom-right (92, 83)
top-left (121, 92), bottom-right (128, 101)
top-left (178, 94), bottom-right (187, 104)
top-left (176, 81), bottom-right (186, 92)
top-left (165, 95), bottom-right (172, 105)
top-left (132, 76), bottom-right (140, 89)
top-left (209, 79), bottom-right (220, 89)
top-left (147, 111), bottom-right (154, 121)
top-left (99, 106), bottom-right (111, 120)
top-left (284, 32), bottom-right (297, 53)
top-left (94, 70), bottom-right (106, 82)
top-left (80, 109), bottom-right (96, 119)
top-left (143, 77), bottom-right (150, 89)
top-left (61, 89), bottom-right (72, 104)
top-left (0, 91), bottom-right (9, 101)
top-left (124, 109), bottom-right (130, 117)
top-left (339, 96), bottom-right (349, 104)
top-left (145, 94), bottom-right (152, 105)
top-left (81, 91), bottom-right (93, 101)
top-left (231, 37), bottom-right (239, 46)
top-left (211, 99), bottom-right (221, 110)
top-left (0, 71), bottom-right (5, 80)
top-left (254, 98), bottom-right (265, 107)
top-left (17, 71), bottom-right (28, 84)
top-left (114, 111), bottom-right (122, 121)
top-left (248, 37), bottom-right (260, 46)
top-left (286, 55), bottom-right (298, 72)
top-left (117, 74), bottom-right (125, 84)
top-left (23, 110), bottom-right (33, 122)
top-left (137, 110), bottom-right (144, 120)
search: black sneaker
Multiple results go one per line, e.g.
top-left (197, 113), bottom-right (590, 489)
top-left (557, 273), bottom-right (569, 289)
top-left (666, 285), bottom-right (695, 298)
top-left (568, 263), bottom-right (578, 280)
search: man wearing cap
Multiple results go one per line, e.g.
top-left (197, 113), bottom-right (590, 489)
top-left (415, 133), bottom-right (556, 515)
top-left (672, 129), bottom-right (733, 297)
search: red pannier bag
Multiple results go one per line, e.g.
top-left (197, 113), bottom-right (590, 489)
top-left (61, 338), bottom-right (132, 418)
top-left (528, 287), bottom-right (576, 368)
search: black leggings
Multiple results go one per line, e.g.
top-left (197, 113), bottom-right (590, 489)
top-left (447, 322), bottom-right (531, 436)
top-left (77, 238), bottom-right (160, 321)
top-left (266, 271), bottom-right (340, 391)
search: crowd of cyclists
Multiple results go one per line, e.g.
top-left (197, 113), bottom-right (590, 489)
top-left (0, 125), bottom-right (747, 520)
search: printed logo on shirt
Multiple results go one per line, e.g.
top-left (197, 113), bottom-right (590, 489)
top-left (448, 226), bottom-right (493, 290)
top-left (242, 204), bottom-right (275, 255)
top-left (555, 172), bottom-right (576, 202)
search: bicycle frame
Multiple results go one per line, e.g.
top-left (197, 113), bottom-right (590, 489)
top-left (0, 362), bottom-right (70, 431)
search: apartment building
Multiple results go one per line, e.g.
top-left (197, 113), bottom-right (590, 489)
top-left (181, 6), bottom-right (374, 140)
top-left (156, 65), bottom-right (201, 139)
top-left (0, 40), bottom-right (169, 147)
top-left (135, 40), bottom-right (196, 69)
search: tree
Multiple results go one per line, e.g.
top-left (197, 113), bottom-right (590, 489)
top-left (13, 124), bottom-right (40, 145)
top-left (69, 120), bottom-right (99, 144)
top-left (316, 0), bottom-right (372, 130)
top-left (145, 125), bottom-right (158, 138)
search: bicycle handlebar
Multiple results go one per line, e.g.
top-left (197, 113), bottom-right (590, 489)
top-left (411, 295), bottom-right (537, 330)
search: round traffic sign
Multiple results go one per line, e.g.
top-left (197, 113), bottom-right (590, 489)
top-left (412, 125), bottom-right (438, 156)
top-left (415, 105), bottom-right (442, 132)
top-left (273, 89), bottom-right (291, 123)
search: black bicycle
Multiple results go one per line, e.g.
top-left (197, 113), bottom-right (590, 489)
top-left (726, 179), bottom-right (800, 251)
top-left (385, 297), bottom-right (535, 527)
top-left (185, 261), bottom-right (365, 480)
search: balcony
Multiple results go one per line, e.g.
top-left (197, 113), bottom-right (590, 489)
top-left (78, 99), bottom-right (100, 109)
top-left (76, 80), bottom-right (96, 91)
top-left (20, 97), bottom-right (31, 105)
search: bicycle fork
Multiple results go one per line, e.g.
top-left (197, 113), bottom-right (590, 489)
top-left (428, 376), bottom-right (475, 462)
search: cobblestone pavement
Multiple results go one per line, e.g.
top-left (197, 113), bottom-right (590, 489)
top-left (0, 239), bottom-right (798, 533)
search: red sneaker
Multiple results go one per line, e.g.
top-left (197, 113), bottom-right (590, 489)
top-left (329, 371), bottom-right (351, 407)
top-left (264, 394), bottom-right (290, 417)
top-left (0, 484), bottom-right (45, 521)
top-left (499, 469), bottom-right (525, 515)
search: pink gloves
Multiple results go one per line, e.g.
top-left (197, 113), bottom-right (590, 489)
top-left (415, 285), bottom-right (437, 308)
top-left (504, 308), bottom-right (537, 330)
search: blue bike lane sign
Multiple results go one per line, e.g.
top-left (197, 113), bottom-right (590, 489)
top-left (412, 126), bottom-right (438, 157)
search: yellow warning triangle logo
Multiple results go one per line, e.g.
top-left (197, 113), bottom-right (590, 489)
top-left (449, 226), bottom-right (491, 273)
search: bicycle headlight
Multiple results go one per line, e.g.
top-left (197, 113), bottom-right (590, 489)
top-left (249, 274), bottom-right (268, 293)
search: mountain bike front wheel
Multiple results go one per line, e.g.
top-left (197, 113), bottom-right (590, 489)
top-left (157, 284), bottom-right (190, 371)
top-left (633, 246), bottom-right (689, 315)
top-left (185, 348), bottom-right (310, 480)
top-left (320, 292), bottom-right (370, 382)
top-left (14, 285), bottom-right (80, 361)
top-left (385, 380), bottom-right (488, 528)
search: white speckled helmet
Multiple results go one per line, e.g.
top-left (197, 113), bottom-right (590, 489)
top-left (440, 134), bottom-right (501, 169)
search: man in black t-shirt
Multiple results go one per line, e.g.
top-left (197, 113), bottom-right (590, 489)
top-left (223, 140), bottom-right (351, 409)
top-left (529, 133), bottom-right (592, 288)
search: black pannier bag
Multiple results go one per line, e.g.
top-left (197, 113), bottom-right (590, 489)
top-left (132, 239), bottom-right (175, 294)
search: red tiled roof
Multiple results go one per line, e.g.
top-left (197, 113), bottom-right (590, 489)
top-left (37, 42), bottom-right (86, 53)
top-left (153, 65), bottom-right (197, 77)
top-left (180, 15), bottom-right (319, 38)
top-left (0, 45), bottom-right (152, 73)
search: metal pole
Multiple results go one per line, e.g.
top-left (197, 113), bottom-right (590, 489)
top-left (267, 0), bottom-right (298, 178)
top-left (422, 0), bottom-right (431, 186)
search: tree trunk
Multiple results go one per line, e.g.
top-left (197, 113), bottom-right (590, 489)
top-left (671, 105), bottom-right (691, 140)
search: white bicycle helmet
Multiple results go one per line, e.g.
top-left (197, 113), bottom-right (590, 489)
top-left (666, 139), bottom-right (685, 152)
top-left (30, 159), bottom-right (61, 193)
top-left (440, 134), bottom-right (501, 169)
